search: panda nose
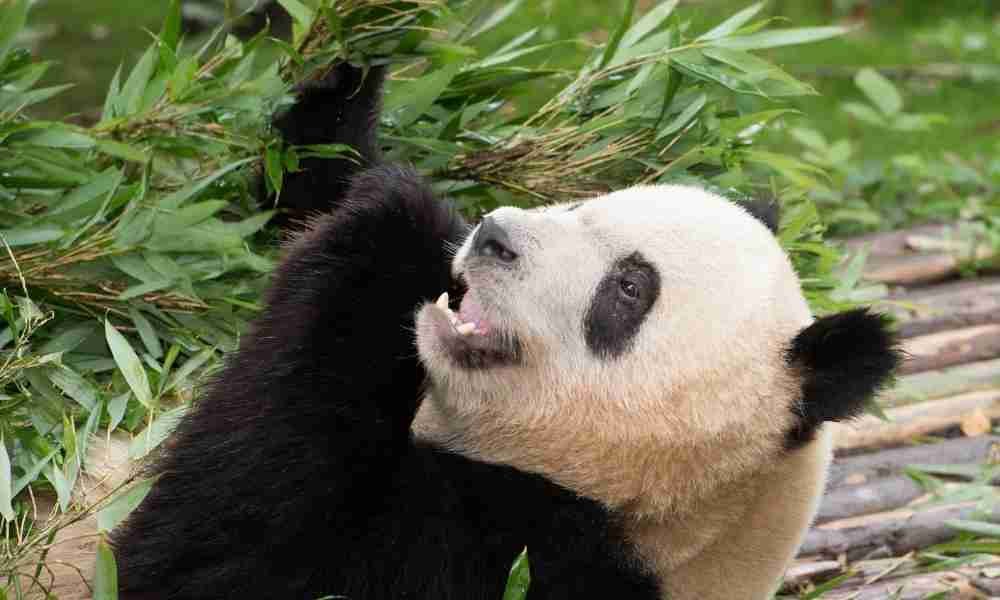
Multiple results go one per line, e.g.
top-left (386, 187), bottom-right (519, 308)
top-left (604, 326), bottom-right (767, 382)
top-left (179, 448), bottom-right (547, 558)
top-left (472, 216), bottom-right (518, 262)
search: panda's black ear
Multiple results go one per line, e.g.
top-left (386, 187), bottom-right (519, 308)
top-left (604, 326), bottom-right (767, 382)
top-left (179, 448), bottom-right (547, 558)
top-left (785, 308), bottom-right (903, 449)
top-left (740, 197), bottom-right (780, 234)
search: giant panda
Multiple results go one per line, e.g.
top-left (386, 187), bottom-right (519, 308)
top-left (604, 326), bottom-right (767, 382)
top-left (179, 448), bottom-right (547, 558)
top-left (110, 62), bottom-right (901, 600)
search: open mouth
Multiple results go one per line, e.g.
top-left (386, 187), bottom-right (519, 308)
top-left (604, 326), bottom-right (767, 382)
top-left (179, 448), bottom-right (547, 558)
top-left (425, 280), bottom-right (521, 370)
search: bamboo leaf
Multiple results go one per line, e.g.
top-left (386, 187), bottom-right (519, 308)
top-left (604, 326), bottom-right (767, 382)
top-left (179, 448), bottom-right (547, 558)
top-left (105, 319), bottom-right (153, 408)
top-left (12, 449), bottom-right (58, 497)
top-left (107, 392), bottom-right (131, 432)
top-left (0, 0), bottom-right (29, 61)
top-left (93, 539), bottom-right (119, 600)
top-left (621, 0), bottom-right (679, 49)
top-left (128, 405), bottom-right (187, 459)
top-left (0, 227), bottom-right (65, 246)
top-left (711, 26), bottom-right (850, 50)
top-left (118, 45), bottom-right (158, 116)
top-left (0, 435), bottom-right (13, 521)
top-left (160, 0), bottom-right (183, 52)
top-left (463, 0), bottom-right (524, 41)
top-left (97, 477), bottom-right (156, 532)
top-left (657, 92), bottom-right (707, 139)
top-left (855, 67), bottom-right (903, 116)
top-left (698, 1), bottom-right (765, 41)
top-left (265, 145), bottom-right (284, 197)
top-left (159, 157), bottom-right (256, 210)
top-left (502, 548), bottom-right (531, 600)
top-left (277, 0), bottom-right (314, 27)
top-left (129, 308), bottom-right (163, 359)
top-left (97, 139), bottom-right (149, 163)
top-left (599, 0), bottom-right (637, 69)
top-left (383, 63), bottom-right (461, 128)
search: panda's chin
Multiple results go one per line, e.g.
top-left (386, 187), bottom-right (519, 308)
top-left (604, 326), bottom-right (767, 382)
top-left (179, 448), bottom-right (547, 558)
top-left (419, 292), bottom-right (521, 371)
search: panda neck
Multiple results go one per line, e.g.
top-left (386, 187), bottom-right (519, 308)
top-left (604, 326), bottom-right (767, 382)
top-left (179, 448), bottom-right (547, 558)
top-left (413, 386), bottom-right (787, 518)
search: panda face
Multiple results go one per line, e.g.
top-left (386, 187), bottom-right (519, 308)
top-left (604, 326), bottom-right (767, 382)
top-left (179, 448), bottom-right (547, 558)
top-left (414, 184), bottom-right (813, 514)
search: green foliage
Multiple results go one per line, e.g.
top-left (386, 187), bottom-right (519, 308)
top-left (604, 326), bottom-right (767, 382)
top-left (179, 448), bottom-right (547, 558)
top-left (0, 1), bottom-right (865, 596)
top-left (502, 547), bottom-right (531, 600)
top-left (788, 69), bottom-right (999, 238)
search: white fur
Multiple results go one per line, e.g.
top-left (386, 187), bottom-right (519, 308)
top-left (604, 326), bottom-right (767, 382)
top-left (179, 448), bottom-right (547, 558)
top-left (415, 184), bottom-right (828, 598)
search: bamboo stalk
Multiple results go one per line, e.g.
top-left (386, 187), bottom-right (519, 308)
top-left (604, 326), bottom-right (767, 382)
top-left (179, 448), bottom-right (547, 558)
top-left (881, 358), bottom-right (1000, 408)
top-left (835, 389), bottom-right (1000, 451)
top-left (816, 475), bottom-right (925, 524)
top-left (889, 277), bottom-right (1000, 338)
top-left (799, 502), bottom-right (1000, 560)
top-left (828, 436), bottom-right (1000, 488)
top-left (900, 324), bottom-right (1000, 375)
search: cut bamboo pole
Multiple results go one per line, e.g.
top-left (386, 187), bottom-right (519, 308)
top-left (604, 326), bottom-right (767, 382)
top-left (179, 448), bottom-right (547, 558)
top-left (816, 475), bottom-right (925, 524)
top-left (885, 276), bottom-right (1000, 338)
top-left (827, 435), bottom-right (1000, 488)
top-left (841, 222), bottom-right (996, 287)
top-left (900, 324), bottom-right (1000, 375)
top-left (834, 389), bottom-right (1000, 451)
top-left (881, 358), bottom-right (1000, 408)
top-left (799, 502), bottom-right (1000, 560)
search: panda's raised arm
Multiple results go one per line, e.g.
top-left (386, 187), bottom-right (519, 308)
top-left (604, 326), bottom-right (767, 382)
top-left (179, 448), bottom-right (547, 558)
top-left (252, 164), bottom-right (467, 433)
top-left (264, 62), bottom-right (386, 223)
top-left (110, 165), bottom-right (467, 598)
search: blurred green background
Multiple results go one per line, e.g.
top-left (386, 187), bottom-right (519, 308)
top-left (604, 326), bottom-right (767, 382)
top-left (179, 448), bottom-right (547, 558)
top-left (24, 0), bottom-right (1000, 160)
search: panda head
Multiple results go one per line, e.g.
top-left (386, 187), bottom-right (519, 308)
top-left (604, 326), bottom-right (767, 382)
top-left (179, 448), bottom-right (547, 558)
top-left (415, 185), bottom-right (899, 513)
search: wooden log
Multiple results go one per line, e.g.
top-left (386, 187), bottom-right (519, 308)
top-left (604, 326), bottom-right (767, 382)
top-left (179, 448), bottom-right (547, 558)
top-left (799, 502), bottom-right (1000, 560)
top-left (881, 358), bottom-right (1000, 408)
top-left (888, 277), bottom-right (1000, 338)
top-left (900, 324), bottom-right (1000, 375)
top-left (863, 253), bottom-right (963, 286)
top-left (841, 222), bottom-right (996, 287)
top-left (835, 389), bottom-right (1000, 451)
top-left (828, 436), bottom-right (1000, 488)
top-left (815, 475), bottom-right (925, 524)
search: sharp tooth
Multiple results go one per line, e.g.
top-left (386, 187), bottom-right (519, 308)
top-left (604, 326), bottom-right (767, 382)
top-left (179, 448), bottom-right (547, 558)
top-left (449, 313), bottom-right (459, 325)
top-left (456, 322), bottom-right (476, 336)
top-left (436, 292), bottom-right (449, 311)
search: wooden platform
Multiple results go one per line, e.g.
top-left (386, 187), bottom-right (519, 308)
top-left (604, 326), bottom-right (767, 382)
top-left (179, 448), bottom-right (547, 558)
top-left (786, 222), bottom-right (1000, 598)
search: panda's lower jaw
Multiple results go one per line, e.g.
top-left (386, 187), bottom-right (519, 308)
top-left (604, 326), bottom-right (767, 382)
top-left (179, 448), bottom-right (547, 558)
top-left (421, 301), bottom-right (521, 370)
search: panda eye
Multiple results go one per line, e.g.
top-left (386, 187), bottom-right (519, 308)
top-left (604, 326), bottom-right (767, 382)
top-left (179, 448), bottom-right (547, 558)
top-left (619, 279), bottom-right (639, 300)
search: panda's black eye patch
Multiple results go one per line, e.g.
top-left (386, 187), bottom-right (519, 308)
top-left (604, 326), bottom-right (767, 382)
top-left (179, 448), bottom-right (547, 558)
top-left (584, 252), bottom-right (661, 359)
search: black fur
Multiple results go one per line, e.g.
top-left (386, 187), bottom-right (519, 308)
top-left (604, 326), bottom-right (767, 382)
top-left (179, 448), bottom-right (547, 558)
top-left (741, 197), bottom-right (781, 234)
top-left (785, 308), bottom-right (902, 449)
top-left (111, 65), bottom-right (660, 600)
top-left (264, 62), bottom-right (385, 226)
top-left (584, 252), bottom-right (661, 359)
